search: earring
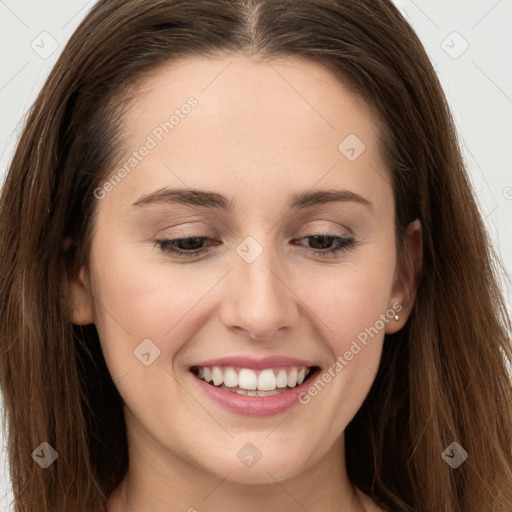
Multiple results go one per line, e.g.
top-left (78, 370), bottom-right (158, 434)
top-left (394, 313), bottom-right (400, 321)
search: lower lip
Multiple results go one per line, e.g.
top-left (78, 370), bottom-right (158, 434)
top-left (191, 370), bottom-right (318, 417)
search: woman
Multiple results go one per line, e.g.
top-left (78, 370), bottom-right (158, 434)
top-left (0, 1), bottom-right (511, 511)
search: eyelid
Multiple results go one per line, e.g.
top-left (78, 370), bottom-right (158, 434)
top-left (298, 224), bottom-right (353, 239)
top-left (154, 223), bottom-right (216, 238)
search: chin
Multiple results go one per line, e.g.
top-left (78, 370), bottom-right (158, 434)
top-left (196, 445), bottom-right (311, 485)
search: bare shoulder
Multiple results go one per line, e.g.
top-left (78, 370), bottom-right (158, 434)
top-left (355, 487), bottom-right (387, 512)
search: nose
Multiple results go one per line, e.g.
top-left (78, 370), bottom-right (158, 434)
top-left (219, 239), bottom-right (300, 341)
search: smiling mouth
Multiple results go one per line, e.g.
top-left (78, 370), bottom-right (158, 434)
top-left (190, 365), bottom-right (319, 396)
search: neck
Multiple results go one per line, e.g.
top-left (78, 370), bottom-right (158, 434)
top-left (109, 433), bottom-right (367, 512)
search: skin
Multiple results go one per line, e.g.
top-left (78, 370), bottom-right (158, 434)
top-left (69, 54), bottom-right (422, 512)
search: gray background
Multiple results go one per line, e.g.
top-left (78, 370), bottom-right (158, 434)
top-left (1, 0), bottom-right (511, 508)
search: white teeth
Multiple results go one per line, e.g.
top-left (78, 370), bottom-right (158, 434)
top-left (212, 366), bottom-right (223, 386)
top-left (287, 368), bottom-right (298, 387)
top-left (195, 365), bottom-right (313, 392)
top-left (238, 368), bottom-right (258, 390)
top-left (257, 369), bottom-right (276, 391)
top-left (223, 367), bottom-right (238, 388)
top-left (203, 367), bottom-right (212, 383)
top-left (276, 369), bottom-right (288, 388)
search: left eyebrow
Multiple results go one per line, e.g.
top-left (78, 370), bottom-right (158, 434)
top-left (288, 189), bottom-right (374, 212)
top-left (130, 187), bottom-right (374, 213)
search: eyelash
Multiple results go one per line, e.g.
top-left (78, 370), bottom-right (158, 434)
top-left (154, 234), bottom-right (356, 259)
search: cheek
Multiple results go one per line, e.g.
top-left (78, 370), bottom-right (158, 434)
top-left (87, 244), bottom-right (211, 437)
top-left (294, 248), bottom-right (396, 355)
top-left (290, 248), bottom-right (396, 433)
top-left (87, 236), bottom-right (203, 380)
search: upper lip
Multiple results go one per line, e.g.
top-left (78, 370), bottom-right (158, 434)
top-left (190, 355), bottom-right (318, 370)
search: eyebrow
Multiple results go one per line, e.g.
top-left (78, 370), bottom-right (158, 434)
top-left (130, 187), bottom-right (374, 212)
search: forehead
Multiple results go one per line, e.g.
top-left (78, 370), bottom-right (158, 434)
top-left (121, 53), bottom-right (380, 141)
top-left (107, 54), bottom-right (391, 212)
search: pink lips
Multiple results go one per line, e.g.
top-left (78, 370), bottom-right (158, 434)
top-left (190, 355), bottom-right (316, 370)
top-left (189, 355), bottom-right (319, 417)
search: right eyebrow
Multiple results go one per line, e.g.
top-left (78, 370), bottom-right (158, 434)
top-left (130, 188), bottom-right (235, 211)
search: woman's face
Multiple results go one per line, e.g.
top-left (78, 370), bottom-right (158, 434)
top-left (71, 55), bottom-right (418, 485)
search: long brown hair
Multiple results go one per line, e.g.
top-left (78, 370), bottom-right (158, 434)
top-left (1, 1), bottom-right (511, 510)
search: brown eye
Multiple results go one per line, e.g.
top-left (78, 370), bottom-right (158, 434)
top-left (292, 234), bottom-right (356, 257)
top-left (155, 236), bottom-right (213, 257)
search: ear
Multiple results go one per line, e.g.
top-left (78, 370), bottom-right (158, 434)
top-left (63, 238), bottom-right (95, 325)
top-left (386, 219), bottom-right (422, 334)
